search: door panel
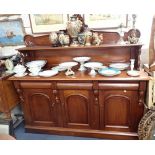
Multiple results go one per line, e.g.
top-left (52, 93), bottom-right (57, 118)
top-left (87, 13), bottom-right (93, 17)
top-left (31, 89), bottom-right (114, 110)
top-left (59, 89), bottom-right (99, 129)
top-left (23, 89), bottom-right (59, 127)
top-left (99, 90), bottom-right (139, 132)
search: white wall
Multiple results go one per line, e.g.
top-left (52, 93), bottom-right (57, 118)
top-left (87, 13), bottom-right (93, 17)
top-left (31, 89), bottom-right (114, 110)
top-left (0, 14), bottom-right (154, 65)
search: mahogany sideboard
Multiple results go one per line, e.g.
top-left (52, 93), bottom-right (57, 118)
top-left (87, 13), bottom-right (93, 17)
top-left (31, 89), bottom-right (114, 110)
top-left (8, 42), bottom-right (150, 139)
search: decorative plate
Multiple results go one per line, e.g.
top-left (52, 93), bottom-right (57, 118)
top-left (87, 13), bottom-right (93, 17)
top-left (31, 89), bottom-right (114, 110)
top-left (109, 63), bottom-right (129, 70)
top-left (51, 66), bottom-right (67, 71)
top-left (39, 70), bottom-right (58, 77)
top-left (73, 57), bottom-right (91, 63)
top-left (84, 62), bottom-right (103, 69)
top-left (26, 60), bottom-right (47, 68)
top-left (98, 68), bottom-right (121, 76)
top-left (59, 62), bottom-right (78, 68)
top-left (127, 70), bottom-right (140, 77)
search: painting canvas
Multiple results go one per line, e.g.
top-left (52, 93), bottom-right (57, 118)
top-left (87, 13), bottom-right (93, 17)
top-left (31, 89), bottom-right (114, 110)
top-left (0, 19), bottom-right (25, 46)
top-left (30, 14), bottom-right (68, 33)
top-left (84, 14), bottom-right (128, 29)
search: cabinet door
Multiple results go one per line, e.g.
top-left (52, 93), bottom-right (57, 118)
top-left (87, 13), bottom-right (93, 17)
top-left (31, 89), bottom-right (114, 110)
top-left (57, 82), bottom-right (99, 129)
top-left (99, 82), bottom-right (143, 132)
top-left (21, 82), bottom-right (61, 127)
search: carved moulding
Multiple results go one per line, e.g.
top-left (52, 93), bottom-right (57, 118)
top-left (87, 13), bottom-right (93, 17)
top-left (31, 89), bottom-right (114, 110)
top-left (138, 106), bottom-right (155, 140)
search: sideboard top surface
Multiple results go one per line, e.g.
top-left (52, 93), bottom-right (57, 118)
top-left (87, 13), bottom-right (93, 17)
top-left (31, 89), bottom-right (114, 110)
top-left (9, 70), bottom-right (150, 81)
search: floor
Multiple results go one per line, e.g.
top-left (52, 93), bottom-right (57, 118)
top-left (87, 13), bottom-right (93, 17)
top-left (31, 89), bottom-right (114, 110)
top-left (14, 122), bottom-right (100, 140)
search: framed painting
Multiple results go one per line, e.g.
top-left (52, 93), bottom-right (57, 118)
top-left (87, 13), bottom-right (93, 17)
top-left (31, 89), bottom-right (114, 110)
top-left (29, 14), bottom-right (68, 33)
top-left (84, 14), bottom-right (128, 30)
top-left (0, 18), bottom-right (25, 46)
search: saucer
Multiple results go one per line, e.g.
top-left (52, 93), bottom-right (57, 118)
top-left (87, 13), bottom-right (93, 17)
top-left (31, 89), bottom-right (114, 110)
top-left (14, 73), bottom-right (27, 77)
top-left (127, 70), bottom-right (140, 77)
top-left (29, 73), bottom-right (39, 76)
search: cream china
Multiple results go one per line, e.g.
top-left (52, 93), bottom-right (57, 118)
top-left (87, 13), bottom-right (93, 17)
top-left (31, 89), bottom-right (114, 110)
top-left (39, 70), bottom-right (58, 77)
top-left (5, 59), bottom-right (14, 73)
top-left (59, 62), bottom-right (78, 68)
top-left (59, 62), bottom-right (78, 76)
top-left (73, 56), bottom-right (91, 62)
top-left (13, 64), bottom-right (26, 76)
top-left (127, 70), bottom-right (140, 77)
top-left (73, 56), bottom-right (91, 71)
top-left (28, 66), bottom-right (41, 76)
top-left (51, 66), bottom-right (67, 72)
top-left (26, 60), bottom-right (47, 68)
top-left (109, 63), bottom-right (129, 70)
top-left (14, 72), bottom-right (28, 77)
top-left (84, 62), bottom-right (103, 69)
top-left (98, 68), bottom-right (121, 76)
top-left (84, 62), bottom-right (103, 76)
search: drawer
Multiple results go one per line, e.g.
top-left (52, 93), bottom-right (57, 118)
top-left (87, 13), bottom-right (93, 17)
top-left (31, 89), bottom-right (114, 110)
top-left (57, 82), bottom-right (93, 90)
top-left (99, 82), bottom-right (139, 90)
top-left (20, 82), bottom-right (54, 89)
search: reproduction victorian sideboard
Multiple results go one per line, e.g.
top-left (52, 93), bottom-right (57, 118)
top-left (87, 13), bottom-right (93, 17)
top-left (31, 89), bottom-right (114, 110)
top-left (8, 34), bottom-right (150, 139)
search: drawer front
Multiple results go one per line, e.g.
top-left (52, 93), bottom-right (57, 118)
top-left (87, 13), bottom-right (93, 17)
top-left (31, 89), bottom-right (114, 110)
top-left (57, 82), bottom-right (93, 90)
top-left (20, 82), bottom-right (54, 89)
top-left (99, 82), bottom-right (139, 90)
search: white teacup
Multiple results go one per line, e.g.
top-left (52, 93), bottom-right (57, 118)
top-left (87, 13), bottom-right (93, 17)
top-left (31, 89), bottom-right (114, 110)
top-left (28, 66), bottom-right (41, 76)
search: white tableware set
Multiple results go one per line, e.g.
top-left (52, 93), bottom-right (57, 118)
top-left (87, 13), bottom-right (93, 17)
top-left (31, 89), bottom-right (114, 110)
top-left (13, 58), bottom-right (140, 78)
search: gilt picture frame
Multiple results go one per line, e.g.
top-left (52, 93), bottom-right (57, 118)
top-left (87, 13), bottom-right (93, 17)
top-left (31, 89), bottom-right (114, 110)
top-left (0, 18), bottom-right (25, 46)
top-left (84, 14), bottom-right (128, 30)
top-left (29, 14), bottom-right (68, 34)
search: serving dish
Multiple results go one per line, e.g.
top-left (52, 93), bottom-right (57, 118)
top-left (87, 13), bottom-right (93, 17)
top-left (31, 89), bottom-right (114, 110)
top-left (39, 70), bottom-right (58, 77)
top-left (127, 70), bottom-right (140, 77)
top-left (59, 62), bottom-right (78, 76)
top-left (59, 62), bottom-right (78, 68)
top-left (84, 62), bottom-right (103, 76)
top-left (109, 63), bottom-right (129, 70)
top-left (73, 56), bottom-right (91, 71)
top-left (26, 60), bottom-right (47, 68)
top-left (98, 68), bottom-right (121, 76)
top-left (51, 66), bottom-right (67, 71)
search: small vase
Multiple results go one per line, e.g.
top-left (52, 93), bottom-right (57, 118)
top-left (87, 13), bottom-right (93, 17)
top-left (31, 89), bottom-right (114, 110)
top-left (67, 16), bottom-right (82, 46)
top-left (78, 33), bottom-right (85, 46)
top-left (84, 28), bottom-right (92, 46)
top-left (49, 32), bottom-right (59, 47)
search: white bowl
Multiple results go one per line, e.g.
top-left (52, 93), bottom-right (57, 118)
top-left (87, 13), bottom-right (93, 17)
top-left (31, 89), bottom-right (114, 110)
top-left (26, 60), bottom-right (47, 68)
top-left (109, 63), bottom-right (129, 70)
top-left (73, 57), bottom-right (91, 63)
top-left (39, 70), bottom-right (58, 77)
